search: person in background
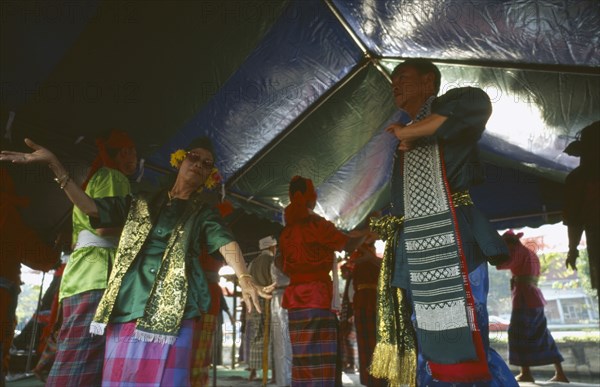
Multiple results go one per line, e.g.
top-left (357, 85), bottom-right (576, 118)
top-left (246, 236), bottom-right (277, 381)
top-left (339, 259), bottom-right (357, 374)
top-left (370, 58), bottom-right (516, 386)
top-left (0, 168), bottom-right (59, 382)
top-left (32, 224), bottom-right (73, 383)
top-left (270, 252), bottom-right (292, 387)
top-left (280, 175), bottom-right (367, 387)
top-left (190, 200), bottom-right (232, 386)
top-left (190, 249), bottom-right (225, 386)
top-left (498, 230), bottom-right (569, 383)
top-left (563, 121), bottom-right (599, 301)
top-left (351, 241), bottom-right (388, 387)
top-left (34, 129), bottom-right (137, 387)
top-left (0, 136), bottom-right (269, 386)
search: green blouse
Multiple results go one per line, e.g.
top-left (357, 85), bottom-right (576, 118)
top-left (92, 192), bottom-right (234, 324)
top-left (59, 167), bottom-right (131, 301)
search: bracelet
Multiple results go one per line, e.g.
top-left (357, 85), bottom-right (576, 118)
top-left (238, 273), bottom-right (253, 281)
top-left (59, 176), bottom-right (71, 190)
top-left (53, 174), bottom-right (70, 189)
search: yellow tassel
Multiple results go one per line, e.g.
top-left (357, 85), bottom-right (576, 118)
top-left (370, 343), bottom-right (400, 381)
top-left (370, 342), bottom-right (417, 387)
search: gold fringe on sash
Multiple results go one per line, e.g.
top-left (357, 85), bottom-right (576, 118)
top-left (367, 192), bottom-right (472, 386)
top-left (368, 215), bottom-right (417, 387)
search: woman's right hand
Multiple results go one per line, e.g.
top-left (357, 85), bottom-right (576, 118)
top-left (566, 249), bottom-right (578, 271)
top-left (0, 138), bottom-right (59, 166)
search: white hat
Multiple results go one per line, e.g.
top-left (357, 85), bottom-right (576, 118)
top-left (259, 236), bottom-right (277, 250)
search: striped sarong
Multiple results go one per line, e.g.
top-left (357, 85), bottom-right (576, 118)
top-left (46, 290), bottom-right (105, 387)
top-left (102, 319), bottom-right (194, 386)
top-left (288, 308), bottom-right (337, 387)
top-left (190, 314), bottom-right (217, 386)
top-left (508, 307), bottom-right (563, 366)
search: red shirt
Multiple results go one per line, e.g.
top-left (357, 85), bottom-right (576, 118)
top-left (497, 242), bottom-right (546, 308)
top-left (281, 214), bottom-right (348, 310)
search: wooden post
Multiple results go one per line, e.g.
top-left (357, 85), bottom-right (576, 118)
top-left (261, 300), bottom-right (271, 386)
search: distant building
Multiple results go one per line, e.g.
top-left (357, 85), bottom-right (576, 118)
top-left (541, 285), bottom-right (598, 324)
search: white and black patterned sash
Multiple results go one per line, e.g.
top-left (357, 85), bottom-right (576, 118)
top-left (402, 98), bottom-right (478, 363)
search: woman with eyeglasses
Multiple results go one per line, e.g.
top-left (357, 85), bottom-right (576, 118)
top-left (1, 137), bottom-right (269, 386)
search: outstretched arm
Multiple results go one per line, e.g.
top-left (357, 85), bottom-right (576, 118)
top-left (0, 138), bottom-right (99, 217)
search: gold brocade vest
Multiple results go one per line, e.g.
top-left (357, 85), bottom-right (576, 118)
top-left (91, 191), bottom-right (210, 344)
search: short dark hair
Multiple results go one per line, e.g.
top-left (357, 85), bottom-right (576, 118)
top-left (392, 58), bottom-right (441, 94)
top-left (186, 136), bottom-right (215, 159)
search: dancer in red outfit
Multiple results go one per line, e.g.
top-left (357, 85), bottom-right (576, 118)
top-left (498, 230), bottom-right (569, 383)
top-left (280, 176), bottom-right (366, 387)
top-left (352, 241), bottom-right (388, 386)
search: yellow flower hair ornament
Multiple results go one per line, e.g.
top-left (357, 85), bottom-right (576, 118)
top-left (169, 149), bottom-right (222, 191)
top-left (170, 149), bottom-right (187, 168)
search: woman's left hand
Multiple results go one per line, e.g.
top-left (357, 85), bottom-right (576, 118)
top-left (239, 276), bottom-right (272, 314)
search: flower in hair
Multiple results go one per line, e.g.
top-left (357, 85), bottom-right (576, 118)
top-left (170, 149), bottom-right (187, 168)
top-left (169, 149), bottom-right (222, 191)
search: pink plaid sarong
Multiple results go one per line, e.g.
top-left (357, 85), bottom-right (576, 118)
top-left (46, 290), bottom-right (105, 387)
top-left (102, 319), bottom-right (194, 387)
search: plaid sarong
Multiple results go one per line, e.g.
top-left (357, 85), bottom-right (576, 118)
top-left (247, 298), bottom-right (270, 370)
top-left (508, 307), bottom-right (563, 366)
top-left (32, 331), bottom-right (58, 380)
top-left (288, 308), bottom-right (337, 387)
top-left (46, 290), bottom-right (105, 387)
top-left (190, 314), bottom-right (217, 386)
top-left (102, 319), bottom-right (194, 386)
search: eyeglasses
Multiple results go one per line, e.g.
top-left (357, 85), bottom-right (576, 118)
top-left (186, 152), bottom-right (214, 169)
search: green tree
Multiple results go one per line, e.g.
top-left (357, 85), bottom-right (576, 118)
top-left (15, 284), bottom-right (42, 330)
top-left (540, 251), bottom-right (593, 291)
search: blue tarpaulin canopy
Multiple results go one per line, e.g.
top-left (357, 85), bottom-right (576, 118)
top-left (1, 0), bottom-right (598, 252)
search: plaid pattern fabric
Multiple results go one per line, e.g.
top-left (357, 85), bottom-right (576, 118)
top-left (32, 331), bottom-right (58, 378)
top-left (247, 298), bottom-right (270, 370)
top-left (508, 307), bottom-right (563, 366)
top-left (46, 290), bottom-right (105, 387)
top-left (354, 306), bottom-right (388, 386)
top-left (288, 308), bottom-right (337, 387)
top-left (190, 314), bottom-right (217, 386)
top-left (102, 319), bottom-right (194, 386)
